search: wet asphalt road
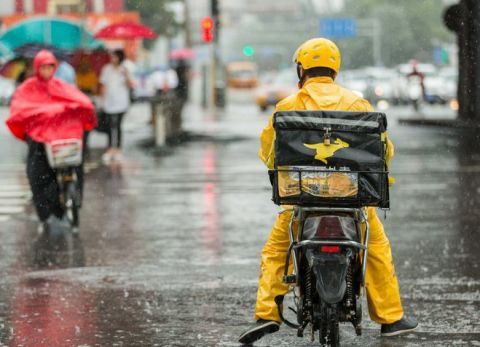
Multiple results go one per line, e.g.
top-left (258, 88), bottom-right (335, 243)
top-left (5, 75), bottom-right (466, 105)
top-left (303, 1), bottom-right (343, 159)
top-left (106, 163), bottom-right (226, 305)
top-left (0, 98), bottom-right (479, 347)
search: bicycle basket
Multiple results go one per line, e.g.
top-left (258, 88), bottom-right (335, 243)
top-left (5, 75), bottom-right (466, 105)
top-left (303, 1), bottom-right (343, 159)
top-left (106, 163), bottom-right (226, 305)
top-left (45, 139), bottom-right (83, 168)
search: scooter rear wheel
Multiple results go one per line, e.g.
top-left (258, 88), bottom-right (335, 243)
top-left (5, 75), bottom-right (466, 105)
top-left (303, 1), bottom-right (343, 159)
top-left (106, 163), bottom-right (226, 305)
top-left (319, 322), bottom-right (339, 346)
top-left (319, 305), bottom-right (340, 347)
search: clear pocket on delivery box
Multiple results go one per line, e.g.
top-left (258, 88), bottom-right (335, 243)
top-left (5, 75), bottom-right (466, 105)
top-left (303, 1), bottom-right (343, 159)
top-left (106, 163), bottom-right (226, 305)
top-left (277, 166), bottom-right (359, 198)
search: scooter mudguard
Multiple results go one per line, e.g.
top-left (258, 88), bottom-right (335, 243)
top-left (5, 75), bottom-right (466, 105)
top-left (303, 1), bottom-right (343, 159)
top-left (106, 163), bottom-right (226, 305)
top-left (306, 249), bottom-right (350, 304)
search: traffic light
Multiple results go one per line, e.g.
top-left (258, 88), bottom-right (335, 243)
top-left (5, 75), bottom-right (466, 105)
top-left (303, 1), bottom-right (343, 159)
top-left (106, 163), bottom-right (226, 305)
top-left (243, 45), bottom-right (255, 57)
top-left (201, 16), bottom-right (214, 43)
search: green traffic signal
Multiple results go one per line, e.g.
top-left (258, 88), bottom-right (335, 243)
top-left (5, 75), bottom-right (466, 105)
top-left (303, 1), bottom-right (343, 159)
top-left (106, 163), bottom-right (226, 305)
top-left (243, 45), bottom-right (255, 57)
top-left (441, 48), bottom-right (449, 64)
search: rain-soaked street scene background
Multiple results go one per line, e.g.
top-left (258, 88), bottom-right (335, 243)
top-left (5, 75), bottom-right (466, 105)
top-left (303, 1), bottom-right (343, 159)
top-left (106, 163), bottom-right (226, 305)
top-left (0, 0), bottom-right (480, 346)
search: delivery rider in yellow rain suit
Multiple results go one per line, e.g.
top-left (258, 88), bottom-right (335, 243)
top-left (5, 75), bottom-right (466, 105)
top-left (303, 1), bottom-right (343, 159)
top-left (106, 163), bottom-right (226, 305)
top-left (239, 38), bottom-right (418, 345)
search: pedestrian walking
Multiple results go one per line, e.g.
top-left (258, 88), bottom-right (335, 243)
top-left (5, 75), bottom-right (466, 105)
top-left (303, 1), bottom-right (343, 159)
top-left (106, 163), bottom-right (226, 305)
top-left (173, 59), bottom-right (190, 105)
top-left (99, 49), bottom-right (132, 162)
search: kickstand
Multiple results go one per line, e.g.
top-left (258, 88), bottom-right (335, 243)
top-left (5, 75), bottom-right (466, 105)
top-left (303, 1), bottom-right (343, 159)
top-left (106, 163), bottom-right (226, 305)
top-left (297, 320), bottom-right (308, 337)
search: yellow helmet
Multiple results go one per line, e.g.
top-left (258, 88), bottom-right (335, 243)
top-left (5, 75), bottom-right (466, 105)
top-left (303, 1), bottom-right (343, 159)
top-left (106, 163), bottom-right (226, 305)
top-left (293, 38), bottom-right (341, 73)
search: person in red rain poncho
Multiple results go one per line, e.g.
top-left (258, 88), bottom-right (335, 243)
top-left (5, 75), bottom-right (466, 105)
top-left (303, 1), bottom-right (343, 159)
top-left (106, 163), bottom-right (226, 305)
top-left (406, 59), bottom-right (426, 98)
top-left (6, 50), bottom-right (96, 231)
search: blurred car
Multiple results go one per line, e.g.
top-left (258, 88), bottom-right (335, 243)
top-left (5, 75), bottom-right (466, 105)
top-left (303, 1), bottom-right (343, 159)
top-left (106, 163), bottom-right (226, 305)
top-left (226, 61), bottom-right (258, 88)
top-left (258, 70), bottom-right (277, 85)
top-left (437, 67), bottom-right (458, 102)
top-left (363, 67), bottom-right (398, 104)
top-left (255, 69), bottom-right (297, 111)
top-left (337, 69), bottom-right (367, 98)
top-left (338, 67), bottom-right (399, 105)
top-left (0, 76), bottom-right (15, 105)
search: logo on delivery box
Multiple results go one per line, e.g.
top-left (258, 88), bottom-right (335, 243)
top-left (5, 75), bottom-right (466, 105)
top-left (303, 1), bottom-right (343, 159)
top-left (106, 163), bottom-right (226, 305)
top-left (304, 138), bottom-right (349, 164)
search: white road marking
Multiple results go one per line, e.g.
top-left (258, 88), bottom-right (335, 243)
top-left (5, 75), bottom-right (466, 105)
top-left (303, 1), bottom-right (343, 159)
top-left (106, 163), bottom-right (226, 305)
top-left (0, 206), bottom-right (24, 214)
top-left (0, 191), bottom-right (30, 199)
top-left (0, 169), bottom-right (30, 220)
top-left (0, 198), bottom-right (26, 205)
top-left (0, 185), bottom-right (29, 191)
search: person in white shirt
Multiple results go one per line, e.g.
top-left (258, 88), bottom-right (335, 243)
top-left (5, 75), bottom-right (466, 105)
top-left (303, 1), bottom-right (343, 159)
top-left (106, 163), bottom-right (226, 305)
top-left (99, 49), bottom-right (132, 162)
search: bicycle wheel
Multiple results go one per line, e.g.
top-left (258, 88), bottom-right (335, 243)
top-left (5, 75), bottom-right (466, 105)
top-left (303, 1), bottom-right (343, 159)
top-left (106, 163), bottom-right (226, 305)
top-left (65, 182), bottom-right (79, 227)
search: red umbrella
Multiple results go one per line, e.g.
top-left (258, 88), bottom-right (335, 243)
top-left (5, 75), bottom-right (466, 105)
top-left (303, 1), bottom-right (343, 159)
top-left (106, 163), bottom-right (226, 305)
top-left (94, 22), bottom-right (157, 40)
top-left (170, 48), bottom-right (196, 60)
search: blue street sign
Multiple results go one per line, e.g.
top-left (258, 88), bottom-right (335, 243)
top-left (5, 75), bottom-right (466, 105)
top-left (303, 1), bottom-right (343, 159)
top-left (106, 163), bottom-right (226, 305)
top-left (320, 18), bottom-right (357, 39)
top-left (433, 47), bottom-right (443, 65)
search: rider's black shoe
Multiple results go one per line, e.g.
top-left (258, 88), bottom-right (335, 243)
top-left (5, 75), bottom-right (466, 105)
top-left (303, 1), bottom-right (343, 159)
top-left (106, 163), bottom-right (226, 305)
top-left (238, 319), bottom-right (280, 345)
top-left (381, 316), bottom-right (418, 337)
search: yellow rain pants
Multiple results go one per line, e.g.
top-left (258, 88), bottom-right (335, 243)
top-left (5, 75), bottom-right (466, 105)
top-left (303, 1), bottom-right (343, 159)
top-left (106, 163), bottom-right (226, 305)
top-left (254, 76), bottom-right (404, 324)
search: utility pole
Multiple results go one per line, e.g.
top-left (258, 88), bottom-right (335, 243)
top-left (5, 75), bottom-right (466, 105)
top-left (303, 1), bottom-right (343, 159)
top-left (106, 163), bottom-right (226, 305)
top-left (201, 0), bottom-right (223, 109)
top-left (358, 18), bottom-right (382, 67)
top-left (372, 18), bottom-right (382, 67)
top-left (183, 0), bottom-right (192, 48)
top-left (211, 0), bottom-right (223, 108)
top-left (184, 0), bottom-right (192, 48)
top-left (444, 0), bottom-right (480, 122)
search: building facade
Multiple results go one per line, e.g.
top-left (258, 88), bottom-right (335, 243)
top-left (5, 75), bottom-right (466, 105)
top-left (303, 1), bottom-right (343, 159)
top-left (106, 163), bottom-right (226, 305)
top-left (0, 0), bottom-right (140, 58)
top-left (1, 0), bottom-right (124, 15)
top-left (0, 0), bottom-right (132, 32)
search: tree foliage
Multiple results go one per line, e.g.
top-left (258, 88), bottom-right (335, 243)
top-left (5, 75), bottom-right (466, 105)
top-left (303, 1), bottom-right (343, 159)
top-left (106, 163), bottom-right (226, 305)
top-left (336, 0), bottom-right (455, 67)
top-left (125, 0), bottom-right (180, 37)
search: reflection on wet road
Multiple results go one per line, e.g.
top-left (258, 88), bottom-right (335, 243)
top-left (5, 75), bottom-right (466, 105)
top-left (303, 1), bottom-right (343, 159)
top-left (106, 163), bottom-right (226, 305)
top-left (0, 103), bottom-right (479, 346)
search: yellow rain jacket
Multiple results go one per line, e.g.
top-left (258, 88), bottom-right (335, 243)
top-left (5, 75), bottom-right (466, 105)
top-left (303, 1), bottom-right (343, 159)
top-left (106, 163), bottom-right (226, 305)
top-left (254, 76), bottom-right (403, 324)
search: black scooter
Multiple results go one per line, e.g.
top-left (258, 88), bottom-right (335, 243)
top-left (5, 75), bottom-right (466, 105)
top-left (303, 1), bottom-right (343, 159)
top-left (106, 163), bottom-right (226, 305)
top-left (277, 206), bottom-right (369, 346)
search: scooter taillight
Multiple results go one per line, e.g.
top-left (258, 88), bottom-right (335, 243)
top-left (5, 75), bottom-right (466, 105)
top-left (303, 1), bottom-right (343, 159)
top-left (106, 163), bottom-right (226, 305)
top-left (320, 245), bottom-right (341, 253)
top-left (316, 216), bottom-right (344, 239)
